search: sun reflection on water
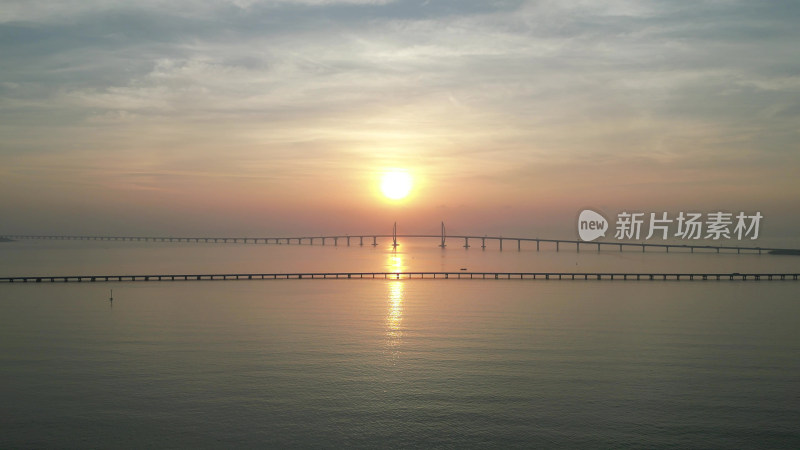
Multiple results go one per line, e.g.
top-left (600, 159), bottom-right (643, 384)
top-left (385, 280), bottom-right (404, 362)
top-left (387, 250), bottom-right (406, 274)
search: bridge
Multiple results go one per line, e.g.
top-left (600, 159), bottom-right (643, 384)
top-left (1, 272), bottom-right (798, 283)
top-left (2, 231), bottom-right (797, 255)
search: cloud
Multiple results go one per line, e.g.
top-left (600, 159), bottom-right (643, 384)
top-left (1, 0), bottom-right (799, 233)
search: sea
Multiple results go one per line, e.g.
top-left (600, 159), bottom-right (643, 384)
top-left (1, 238), bottom-right (799, 448)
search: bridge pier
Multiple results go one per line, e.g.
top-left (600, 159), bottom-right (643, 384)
top-left (577, 242), bottom-right (580, 253)
top-left (334, 237), bottom-right (338, 246)
top-left (347, 236), bottom-right (350, 246)
top-left (360, 236), bottom-right (363, 246)
top-left (536, 240), bottom-right (540, 251)
top-left (499, 238), bottom-right (503, 251)
top-left (597, 243), bottom-right (600, 252)
top-left (556, 241), bottom-right (559, 252)
top-left (372, 236), bottom-right (378, 246)
top-left (481, 237), bottom-right (486, 250)
top-left (518, 240), bottom-right (521, 251)
top-left (464, 237), bottom-right (470, 248)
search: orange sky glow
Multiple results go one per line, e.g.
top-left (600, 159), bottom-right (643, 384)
top-left (1, 2), bottom-right (798, 244)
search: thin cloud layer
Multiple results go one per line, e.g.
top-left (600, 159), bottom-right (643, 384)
top-left (1, 0), bottom-right (798, 236)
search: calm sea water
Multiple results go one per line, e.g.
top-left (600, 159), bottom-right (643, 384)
top-left (1, 240), bottom-right (799, 448)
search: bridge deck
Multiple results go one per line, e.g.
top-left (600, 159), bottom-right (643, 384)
top-left (1, 272), bottom-right (798, 283)
top-left (1, 234), bottom-right (796, 255)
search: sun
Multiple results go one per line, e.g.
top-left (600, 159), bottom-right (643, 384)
top-left (380, 170), bottom-right (413, 200)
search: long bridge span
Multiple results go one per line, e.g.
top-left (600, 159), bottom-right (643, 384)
top-left (1, 272), bottom-right (798, 283)
top-left (2, 232), bottom-right (797, 255)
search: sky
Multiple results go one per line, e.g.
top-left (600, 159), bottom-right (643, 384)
top-left (1, 0), bottom-right (799, 242)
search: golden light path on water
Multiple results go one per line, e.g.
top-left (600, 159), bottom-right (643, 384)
top-left (387, 250), bottom-right (406, 274)
top-left (385, 252), bottom-right (405, 362)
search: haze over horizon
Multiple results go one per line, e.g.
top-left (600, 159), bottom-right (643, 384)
top-left (2, 1), bottom-right (799, 242)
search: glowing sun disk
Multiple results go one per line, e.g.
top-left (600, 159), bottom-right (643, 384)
top-left (380, 171), bottom-right (412, 200)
